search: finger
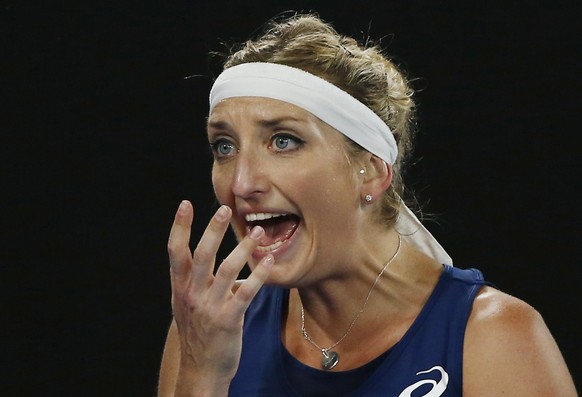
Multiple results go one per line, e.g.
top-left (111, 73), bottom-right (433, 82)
top-left (231, 254), bottom-right (274, 316)
top-left (189, 205), bottom-right (232, 289)
top-left (168, 200), bottom-right (194, 284)
top-left (209, 225), bottom-right (264, 300)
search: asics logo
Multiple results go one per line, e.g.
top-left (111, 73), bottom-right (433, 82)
top-left (398, 366), bottom-right (449, 397)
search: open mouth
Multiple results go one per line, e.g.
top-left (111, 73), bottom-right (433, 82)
top-left (245, 212), bottom-right (300, 253)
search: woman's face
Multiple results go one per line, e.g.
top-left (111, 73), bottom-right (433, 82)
top-left (207, 97), bottom-right (364, 285)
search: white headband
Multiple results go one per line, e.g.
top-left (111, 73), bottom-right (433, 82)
top-left (208, 62), bottom-right (452, 266)
top-left (209, 62), bottom-right (398, 164)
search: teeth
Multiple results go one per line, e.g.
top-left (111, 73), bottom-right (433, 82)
top-left (257, 240), bottom-right (284, 252)
top-left (245, 213), bottom-right (286, 222)
top-left (244, 212), bottom-right (295, 253)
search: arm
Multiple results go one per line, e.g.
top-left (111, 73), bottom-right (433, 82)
top-left (464, 286), bottom-right (577, 396)
top-left (158, 319), bottom-right (180, 397)
top-left (157, 201), bottom-right (274, 397)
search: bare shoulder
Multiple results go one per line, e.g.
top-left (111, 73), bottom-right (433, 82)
top-left (463, 286), bottom-right (577, 396)
top-left (468, 286), bottom-right (542, 336)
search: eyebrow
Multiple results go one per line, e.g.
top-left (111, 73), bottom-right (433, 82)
top-left (206, 119), bottom-right (230, 130)
top-left (207, 116), bottom-right (305, 131)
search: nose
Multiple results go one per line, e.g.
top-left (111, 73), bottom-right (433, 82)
top-left (230, 150), bottom-right (268, 200)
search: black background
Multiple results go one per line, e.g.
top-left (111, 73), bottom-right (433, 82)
top-left (3, 0), bottom-right (580, 395)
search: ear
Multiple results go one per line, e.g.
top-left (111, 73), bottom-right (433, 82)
top-left (360, 154), bottom-right (392, 204)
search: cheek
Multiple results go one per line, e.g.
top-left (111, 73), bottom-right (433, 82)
top-left (211, 166), bottom-right (231, 204)
top-left (291, 161), bottom-right (358, 218)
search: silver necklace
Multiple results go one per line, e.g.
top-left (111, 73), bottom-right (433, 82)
top-left (300, 235), bottom-right (402, 371)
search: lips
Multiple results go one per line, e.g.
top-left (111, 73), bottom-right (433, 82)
top-left (244, 212), bottom-right (300, 253)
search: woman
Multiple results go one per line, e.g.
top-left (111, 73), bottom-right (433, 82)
top-left (158, 13), bottom-right (577, 396)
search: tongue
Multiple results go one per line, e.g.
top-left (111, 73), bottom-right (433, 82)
top-left (258, 216), bottom-right (299, 246)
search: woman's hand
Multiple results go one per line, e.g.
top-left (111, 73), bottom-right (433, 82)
top-left (167, 200), bottom-right (274, 396)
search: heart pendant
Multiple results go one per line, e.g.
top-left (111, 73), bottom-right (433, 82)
top-left (321, 350), bottom-right (339, 370)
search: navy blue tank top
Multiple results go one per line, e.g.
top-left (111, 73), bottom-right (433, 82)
top-left (229, 265), bottom-right (486, 396)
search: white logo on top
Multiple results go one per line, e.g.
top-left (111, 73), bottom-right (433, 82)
top-left (398, 366), bottom-right (449, 397)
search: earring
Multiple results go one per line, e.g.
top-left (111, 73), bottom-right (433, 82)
top-left (359, 169), bottom-right (366, 175)
top-left (364, 194), bottom-right (373, 203)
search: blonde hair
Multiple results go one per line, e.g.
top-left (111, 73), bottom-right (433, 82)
top-left (222, 13), bottom-right (417, 226)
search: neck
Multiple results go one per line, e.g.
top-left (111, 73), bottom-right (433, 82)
top-left (292, 230), bottom-right (402, 344)
top-left (282, 232), bottom-right (444, 370)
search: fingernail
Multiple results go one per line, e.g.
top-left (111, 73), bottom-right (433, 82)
top-left (250, 226), bottom-right (263, 239)
top-left (178, 200), bottom-right (188, 213)
top-left (216, 205), bottom-right (229, 221)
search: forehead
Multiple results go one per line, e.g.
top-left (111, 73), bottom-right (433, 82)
top-left (208, 97), bottom-right (320, 125)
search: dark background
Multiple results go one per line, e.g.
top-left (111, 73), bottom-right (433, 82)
top-left (3, 0), bottom-right (580, 395)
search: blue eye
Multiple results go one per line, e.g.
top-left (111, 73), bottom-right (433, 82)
top-left (274, 136), bottom-right (291, 149)
top-left (211, 139), bottom-right (235, 157)
top-left (272, 134), bottom-right (303, 152)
